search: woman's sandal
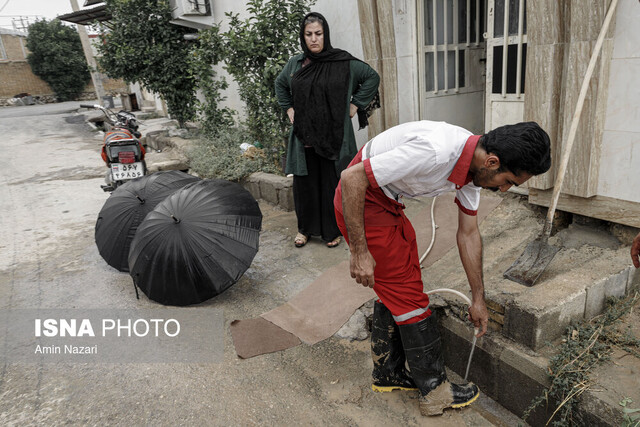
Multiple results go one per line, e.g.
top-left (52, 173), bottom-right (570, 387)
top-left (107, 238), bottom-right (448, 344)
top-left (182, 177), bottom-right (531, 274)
top-left (326, 236), bottom-right (341, 248)
top-left (294, 233), bottom-right (309, 248)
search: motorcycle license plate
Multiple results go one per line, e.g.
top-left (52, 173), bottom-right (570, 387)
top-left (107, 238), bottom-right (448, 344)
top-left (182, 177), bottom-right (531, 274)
top-left (111, 162), bottom-right (144, 181)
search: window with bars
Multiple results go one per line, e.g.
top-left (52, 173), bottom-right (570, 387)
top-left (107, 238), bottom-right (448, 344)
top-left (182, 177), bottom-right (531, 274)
top-left (421, 0), bottom-right (486, 93)
top-left (490, 0), bottom-right (527, 95)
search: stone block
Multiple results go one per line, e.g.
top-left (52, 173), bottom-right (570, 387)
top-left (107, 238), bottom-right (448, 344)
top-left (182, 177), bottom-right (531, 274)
top-left (584, 277), bottom-right (607, 319)
top-left (527, 0), bottom-right (566, 45)
top-left (277, 186), bottom-right (295, 211)
top-left (440, 313), bottom-right (553, 424)
top-left (497, 346), bottom-right (553, 424)
top-left (258, 179), bottom-right (279, 206)
top-left (145, 130), bottom-right (168, 150)
top-left (146, 159), bottom-right (189, 173)
top-left (504, 290), bottom-right (586, 350)
top-left (247, 172), bottom-right (293, 211)
top-left (604, 268), bottom-right (629, 299)
top-left (440, 314), bottom-right (502, 399)
top-left (242, 181), bottom-right (261, 202)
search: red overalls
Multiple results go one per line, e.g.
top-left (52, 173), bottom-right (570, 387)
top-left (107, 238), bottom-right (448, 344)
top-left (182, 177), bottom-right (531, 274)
top-left (334, 148), bottom-right (431, 325)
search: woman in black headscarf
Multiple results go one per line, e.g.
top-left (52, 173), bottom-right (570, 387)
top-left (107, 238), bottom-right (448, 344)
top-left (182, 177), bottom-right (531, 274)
top-left (275, 12), bottom-right (380, 248)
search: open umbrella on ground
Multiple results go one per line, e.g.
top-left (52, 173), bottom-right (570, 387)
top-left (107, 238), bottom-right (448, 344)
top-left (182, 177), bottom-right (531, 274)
top-left (95, 170), bottom-right (200, 272)
top-left (128, 179), bottom-right (263, 306)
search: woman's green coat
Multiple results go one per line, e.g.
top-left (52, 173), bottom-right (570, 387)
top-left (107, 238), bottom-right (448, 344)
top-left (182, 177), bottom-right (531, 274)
top-left (275, 53), bottom-right (380, 176)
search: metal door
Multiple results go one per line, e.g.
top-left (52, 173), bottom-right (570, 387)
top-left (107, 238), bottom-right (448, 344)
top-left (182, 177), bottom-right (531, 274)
top-left (417, 0), bottom-right (487, 134)
top-left (484, 0), bottom-right (527, 132)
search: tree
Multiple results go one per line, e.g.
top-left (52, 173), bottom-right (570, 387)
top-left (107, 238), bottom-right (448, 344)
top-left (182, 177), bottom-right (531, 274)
top-left (219, 0), bottom-right (315, 164)
top-left (26, 19), bottom-right (91, 101)
top-left (188, 25), bottom-right (235, 138)
top-left (96, 0), bottom-right (198, 126)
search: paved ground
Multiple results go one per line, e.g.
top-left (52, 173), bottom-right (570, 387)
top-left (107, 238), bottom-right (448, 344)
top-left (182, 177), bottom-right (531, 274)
top-left (0, 103), bottom-right (522, 425)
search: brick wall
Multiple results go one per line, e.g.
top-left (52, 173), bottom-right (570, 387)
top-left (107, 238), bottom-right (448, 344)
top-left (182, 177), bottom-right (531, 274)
top-left (0, 61), bottom-right (52, 97)
top-left (1, 34), bottom-right (27, 60)
top-left (0, 33), bottom-right (128, 99)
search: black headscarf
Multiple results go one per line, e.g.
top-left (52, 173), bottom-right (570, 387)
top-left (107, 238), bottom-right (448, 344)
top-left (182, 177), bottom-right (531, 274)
top-left (291, 12), bottom-right (356, 160)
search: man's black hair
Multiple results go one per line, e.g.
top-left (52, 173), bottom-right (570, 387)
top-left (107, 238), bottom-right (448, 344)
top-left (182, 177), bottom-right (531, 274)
top-left (479, 121), bottom-right (552, 176)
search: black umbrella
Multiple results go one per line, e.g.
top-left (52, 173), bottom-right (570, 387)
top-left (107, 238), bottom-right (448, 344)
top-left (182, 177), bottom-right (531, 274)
top-left (128, 179), bottom-right (263, 306)
top-left (95, 171), bottom-right (201, 272)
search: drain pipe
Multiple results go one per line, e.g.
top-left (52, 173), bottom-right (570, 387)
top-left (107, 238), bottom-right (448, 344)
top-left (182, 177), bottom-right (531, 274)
top-left (420, 196), bottom-right (479, 381)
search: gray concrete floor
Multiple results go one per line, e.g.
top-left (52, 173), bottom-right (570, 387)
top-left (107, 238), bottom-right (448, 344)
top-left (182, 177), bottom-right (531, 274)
top-left (0, 103), bottom-right (522, 425)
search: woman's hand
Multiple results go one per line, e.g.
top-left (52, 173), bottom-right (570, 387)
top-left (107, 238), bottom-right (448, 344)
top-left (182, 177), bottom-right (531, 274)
top-left (287, 108), bottom-right (295, 124)
top-left (349, 103), bottom-right (358, 118)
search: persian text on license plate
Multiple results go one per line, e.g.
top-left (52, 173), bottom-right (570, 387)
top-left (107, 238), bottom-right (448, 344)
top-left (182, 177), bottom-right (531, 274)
top-left (111, 162), bottom-right (144, 181)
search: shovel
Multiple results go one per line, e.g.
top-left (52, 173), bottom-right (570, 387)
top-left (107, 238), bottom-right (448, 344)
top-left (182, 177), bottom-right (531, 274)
top-left (504, 0), bottom-right (619, 287)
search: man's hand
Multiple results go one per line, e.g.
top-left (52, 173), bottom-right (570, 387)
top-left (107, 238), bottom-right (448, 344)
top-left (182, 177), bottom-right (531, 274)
top-left (468, 300), bottom-right (489, 337)
top-left (349, 103), bottom-right (358, 118)
top-left (632, 232), bottom-right (640, 268)
top-left (287, 107), bottom-right (295, 124)
top-left (350, 249), bottom-right (376, 288)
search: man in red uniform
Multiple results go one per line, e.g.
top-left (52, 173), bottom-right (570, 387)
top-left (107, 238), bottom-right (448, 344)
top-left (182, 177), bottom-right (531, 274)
top-left (335, 120), bottom-right (551, 416)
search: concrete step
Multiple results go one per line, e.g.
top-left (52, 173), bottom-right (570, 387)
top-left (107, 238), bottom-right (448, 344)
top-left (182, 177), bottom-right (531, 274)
top-left (409, 193), bottom-right (640, 426)
top-left (439, 311), bottom-right (637, 426)
top-left (421, 193), bottom-right (639, 351)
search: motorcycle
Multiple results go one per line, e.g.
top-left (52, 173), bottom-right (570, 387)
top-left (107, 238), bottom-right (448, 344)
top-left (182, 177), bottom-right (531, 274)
top-left (81, 104), bottom-right (147, 192)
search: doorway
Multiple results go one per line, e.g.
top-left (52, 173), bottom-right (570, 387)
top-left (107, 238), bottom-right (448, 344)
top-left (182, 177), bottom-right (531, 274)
top-left (417, 0), bottom-right (487, 134)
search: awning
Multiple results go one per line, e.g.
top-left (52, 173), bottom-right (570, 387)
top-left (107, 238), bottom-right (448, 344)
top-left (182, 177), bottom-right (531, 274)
top-left (57, 4), bottom-right (111, 25)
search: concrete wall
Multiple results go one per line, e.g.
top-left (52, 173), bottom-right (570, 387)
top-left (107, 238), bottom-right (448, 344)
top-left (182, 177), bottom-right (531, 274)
top-left (598, 0), bottom-right (640, 203)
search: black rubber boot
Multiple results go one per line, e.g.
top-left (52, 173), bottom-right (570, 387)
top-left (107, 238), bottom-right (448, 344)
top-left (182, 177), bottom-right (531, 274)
top-left (370, 301), bottom-right (417, 392)
top-left (398, 313), bottom-right (479, 416)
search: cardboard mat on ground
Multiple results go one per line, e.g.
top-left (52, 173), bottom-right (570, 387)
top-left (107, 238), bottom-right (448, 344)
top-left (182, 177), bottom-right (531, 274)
top-left (231, 191), bottom-right (503, 357)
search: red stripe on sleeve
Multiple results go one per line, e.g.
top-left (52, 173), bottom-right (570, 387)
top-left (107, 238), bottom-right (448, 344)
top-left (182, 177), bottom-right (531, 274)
top-left (363, 158), bottom-right (380, 189)
top-left (454, 197), bottom-right (477, 216)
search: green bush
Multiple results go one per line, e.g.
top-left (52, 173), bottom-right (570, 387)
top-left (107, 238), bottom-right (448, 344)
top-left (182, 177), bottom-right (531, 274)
top-left (219, 0), bottom-right (314, 166)
top-left (188, 25), bottom-right (235, 138)
top-left (97, 0), bottom-right (198, 126)
top-left (188, 127), bottom-right (278, 182)
top-left (26, 19), bottom-right (91, 101)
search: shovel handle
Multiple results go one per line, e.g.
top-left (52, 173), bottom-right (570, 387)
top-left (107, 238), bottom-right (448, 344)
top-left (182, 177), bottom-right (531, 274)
top-left (542, 0), bottom-right (618, 238)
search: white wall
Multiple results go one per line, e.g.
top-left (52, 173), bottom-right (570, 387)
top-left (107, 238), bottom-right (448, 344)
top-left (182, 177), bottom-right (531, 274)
top-left (210, 1), bottom-right (251, 117)
top-left (207, 1), bottom-right (422, 144)
top-left (392, 0), bottom-right (419, 124)
top-left (598, 1), bottom-right (640, 203)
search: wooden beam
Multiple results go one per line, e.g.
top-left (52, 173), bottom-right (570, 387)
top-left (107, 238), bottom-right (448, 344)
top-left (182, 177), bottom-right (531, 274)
top-left (529, 188), bottom-right (640, 228)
